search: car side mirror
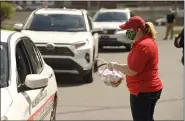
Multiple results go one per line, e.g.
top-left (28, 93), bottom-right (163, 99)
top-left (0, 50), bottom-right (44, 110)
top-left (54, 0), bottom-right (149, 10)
top-left (13, 23), bottom-right (23, 31)
top-left (25, 74), bottom-right (48, 89)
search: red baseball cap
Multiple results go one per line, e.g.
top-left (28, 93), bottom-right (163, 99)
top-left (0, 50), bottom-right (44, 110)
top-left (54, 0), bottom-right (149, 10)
top-left (119, 16), bottom-right (145, 30)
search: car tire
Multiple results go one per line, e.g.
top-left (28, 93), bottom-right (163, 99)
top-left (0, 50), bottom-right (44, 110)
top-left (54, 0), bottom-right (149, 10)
top-left (99, 45), bottom-right (103, 50)
top-left (125, 44), bottom-right (131, 51)
top-left (94, 60), bottom-right (98, 72)
top-left (83, 69), bottom-right (94, 83)
top-left (50, 94), bottom-right (57, 121)
top-left (161, 22), bottom-right (166, 26)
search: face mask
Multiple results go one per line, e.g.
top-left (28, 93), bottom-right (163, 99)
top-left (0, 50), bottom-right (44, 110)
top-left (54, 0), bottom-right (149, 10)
top-left (126, 30), bottom-right (137, 40)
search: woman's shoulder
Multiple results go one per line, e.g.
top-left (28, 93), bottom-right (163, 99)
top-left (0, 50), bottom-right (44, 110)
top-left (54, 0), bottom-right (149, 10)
top-left (136, 38), bottom-right (157, 52)
top-left (137, 38), bottom-right (155, 47)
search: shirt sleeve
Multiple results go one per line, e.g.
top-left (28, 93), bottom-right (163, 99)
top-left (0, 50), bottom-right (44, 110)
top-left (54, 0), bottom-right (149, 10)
top-left (128, 45), bottom-right (149, 73)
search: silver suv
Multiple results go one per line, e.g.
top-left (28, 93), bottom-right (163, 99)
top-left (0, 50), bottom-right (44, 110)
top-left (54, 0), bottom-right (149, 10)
top-left (93, 8), bottom-right (134, 50)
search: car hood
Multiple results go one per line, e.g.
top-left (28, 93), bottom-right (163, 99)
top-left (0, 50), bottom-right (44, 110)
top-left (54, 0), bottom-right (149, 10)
top-left (1, 88), bottom-right (12, 117)
top-left (21, 30), bottom-right (90, 44)
top-left (93, 22), bottom-right (126, 30)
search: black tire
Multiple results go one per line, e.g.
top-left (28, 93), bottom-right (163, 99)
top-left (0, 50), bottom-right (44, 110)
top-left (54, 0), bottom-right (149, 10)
top-left (99, 45), bottom-right (103, 50)
top-left (161, 22), bottom-right (166, 26)
top-left (125, 44), bottom-right (131, 51)
top-left (94, 60), bottom-right (98, 72)
top-left (83, 69), bottom-right (93, 83)
top-left (50, 94), bottom-right (57, 121)
top-left (93, 47), bottom-right (98, 73)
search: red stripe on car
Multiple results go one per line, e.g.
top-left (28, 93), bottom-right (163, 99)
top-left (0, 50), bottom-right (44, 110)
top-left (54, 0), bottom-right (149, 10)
top-left (27, 94), bottom-right (55, 121)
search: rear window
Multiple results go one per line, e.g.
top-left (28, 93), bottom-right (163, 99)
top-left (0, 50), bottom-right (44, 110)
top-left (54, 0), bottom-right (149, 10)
top-left (94, 11), bottom-right (128, 22)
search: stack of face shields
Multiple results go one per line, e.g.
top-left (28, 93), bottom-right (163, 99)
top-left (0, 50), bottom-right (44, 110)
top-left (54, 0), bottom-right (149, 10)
top-left (99, 68), bottom-right (123, 88)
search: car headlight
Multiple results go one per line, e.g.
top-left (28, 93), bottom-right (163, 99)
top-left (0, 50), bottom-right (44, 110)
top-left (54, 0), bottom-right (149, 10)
top-left (116, 29), bottom-right (126, 34)
top-left (116, 28), bottom-right (122, 31)
top-left (1, 116), bottom-right (8, 121)
top-left (72, 39), bottom-right (89, 49)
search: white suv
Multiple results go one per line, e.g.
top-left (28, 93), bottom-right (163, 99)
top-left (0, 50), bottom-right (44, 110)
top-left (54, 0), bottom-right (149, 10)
top-left (93, 8), bottom-right (134, 50)
top-left (13, 8), bottom-right (99, 83)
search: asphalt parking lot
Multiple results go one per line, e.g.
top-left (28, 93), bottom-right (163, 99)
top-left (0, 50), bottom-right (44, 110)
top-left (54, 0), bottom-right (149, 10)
top-left (3, 11), bottom-right (184, 120)
top-left (55, 26), bottom-right (184, 120)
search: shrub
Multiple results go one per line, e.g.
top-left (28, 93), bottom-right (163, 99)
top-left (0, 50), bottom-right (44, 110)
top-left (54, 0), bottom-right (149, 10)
top-left (1, 26), bottom-right (14, 31)
top-left (0, 2), bottom-right (14, 23)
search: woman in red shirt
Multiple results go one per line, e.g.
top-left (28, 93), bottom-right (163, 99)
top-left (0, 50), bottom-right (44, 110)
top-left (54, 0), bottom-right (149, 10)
top-left (108, 16), bottom-right (163, 121)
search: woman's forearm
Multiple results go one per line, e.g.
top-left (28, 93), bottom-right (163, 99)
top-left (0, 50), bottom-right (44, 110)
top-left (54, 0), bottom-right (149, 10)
top-left (114, 63), bottom-right (137, 76)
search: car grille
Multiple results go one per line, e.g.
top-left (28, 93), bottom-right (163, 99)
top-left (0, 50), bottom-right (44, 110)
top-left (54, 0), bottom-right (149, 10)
top-left (38, 46), bottom-right (74, 57)
top-left (98, 29), bottom-right (116, 34)
top-left (44, 58), bottom-right (83, 70)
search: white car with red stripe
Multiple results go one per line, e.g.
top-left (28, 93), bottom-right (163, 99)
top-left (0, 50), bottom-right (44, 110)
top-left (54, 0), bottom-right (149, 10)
top-left (1, 30), bottom-right (58, 121)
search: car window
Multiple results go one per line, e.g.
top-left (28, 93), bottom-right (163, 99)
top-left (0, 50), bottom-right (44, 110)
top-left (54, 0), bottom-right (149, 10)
top-left (16, 40), bottom-right (32, 85)
top-left (94, 11), bottom-right (128, 22)
top-left (23, 39), bottom-right (43, 74)
top-left (25, 14), bottom-right (87, 32)
top-left (0, 42), bottom-right (8, 88)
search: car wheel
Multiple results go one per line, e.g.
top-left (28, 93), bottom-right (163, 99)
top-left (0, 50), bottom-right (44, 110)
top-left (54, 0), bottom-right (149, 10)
top-left (161, 22), bottom-right (166, 26)
top-left (83, 69), bottom-right (94, 83)
top-left (50, 94), bottom-right (57, 121)
top-left (93, 47), bottom-right (98, 73)
top-left (125, 44), bottom-right (131, 51)
top-left (99, 45), bottom-right (103, 50)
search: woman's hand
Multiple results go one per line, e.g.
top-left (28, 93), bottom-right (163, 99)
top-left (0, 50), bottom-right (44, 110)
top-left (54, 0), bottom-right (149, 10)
top-left (107, 62), bottom-right (118, 71)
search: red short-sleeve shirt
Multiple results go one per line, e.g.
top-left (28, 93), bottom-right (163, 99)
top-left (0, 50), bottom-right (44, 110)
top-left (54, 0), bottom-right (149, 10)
top-left (126, 35), bottom-right (163, 96)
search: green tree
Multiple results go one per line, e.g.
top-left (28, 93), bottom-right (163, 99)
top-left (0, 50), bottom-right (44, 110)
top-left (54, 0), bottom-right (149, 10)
top-left (0, 2), bottom-right (14, 23)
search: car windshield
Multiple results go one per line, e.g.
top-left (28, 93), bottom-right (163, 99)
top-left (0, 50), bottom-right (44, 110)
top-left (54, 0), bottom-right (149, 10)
top-left (25, 14), bottom-right (87, 32)
top-left (94, 11), bottom-right (128, 22)
top-left (0, 42), bottom-right (8, 88)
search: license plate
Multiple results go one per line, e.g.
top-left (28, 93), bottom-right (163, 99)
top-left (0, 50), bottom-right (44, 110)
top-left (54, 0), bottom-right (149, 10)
top-left (101, 36), bottom-right (109, 39)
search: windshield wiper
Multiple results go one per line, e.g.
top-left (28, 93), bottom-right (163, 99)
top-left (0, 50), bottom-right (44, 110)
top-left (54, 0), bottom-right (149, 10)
top-left (26, 29), bottom-right (52, 31)
top-left (67, 28), bottom-right (85, 32)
